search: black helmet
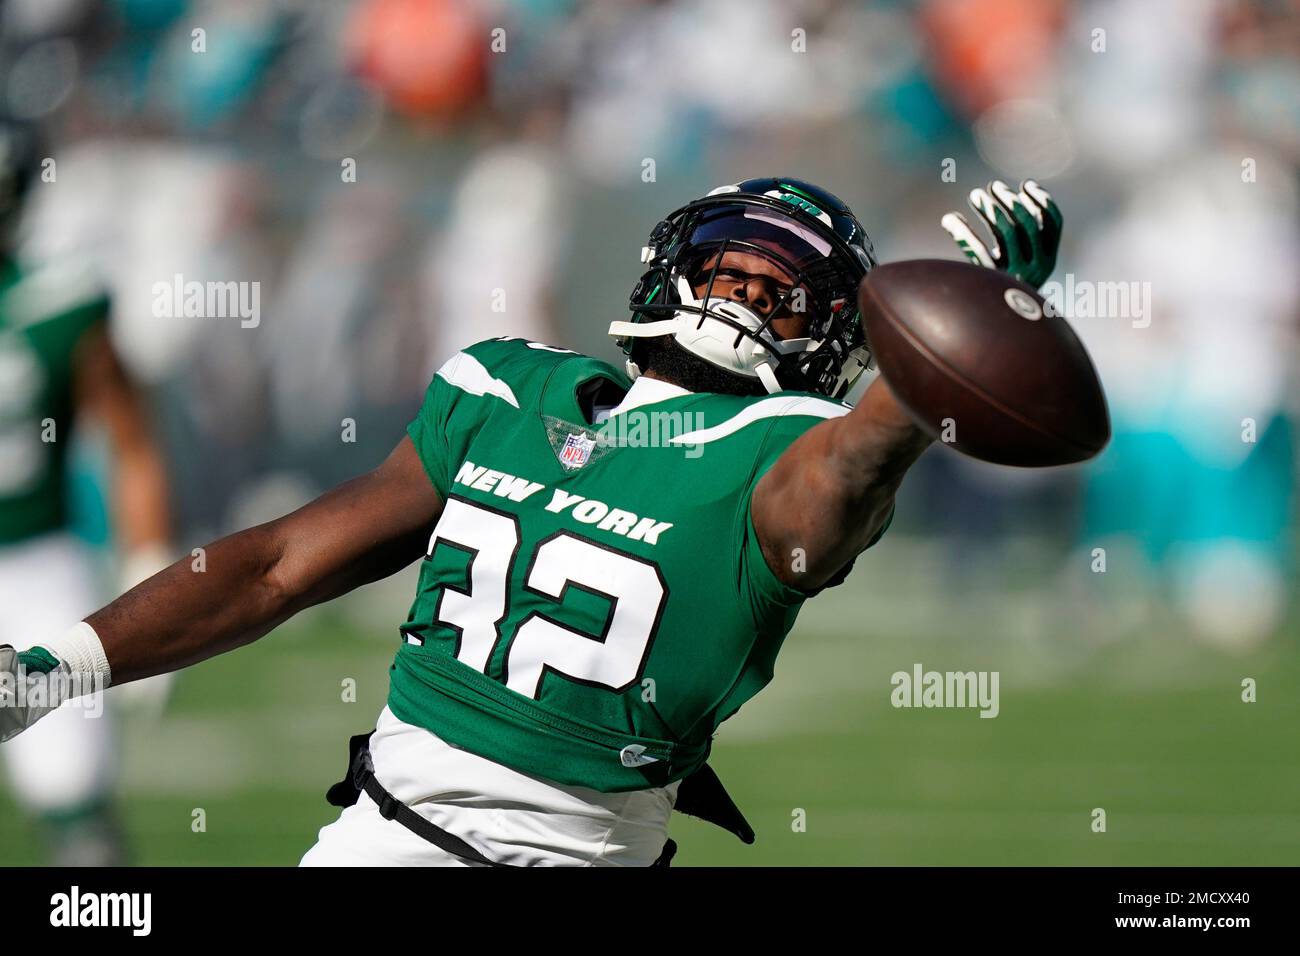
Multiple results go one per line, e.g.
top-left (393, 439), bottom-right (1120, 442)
top-left (610, 177), bottom-right (877, 399)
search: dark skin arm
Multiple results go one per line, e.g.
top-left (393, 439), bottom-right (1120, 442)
top-left (88, 436), bottom-right (441, 685)
top-left (686, 249), bottom-right (930, 589)
top-left (752, 376), bottom-right (931, 590)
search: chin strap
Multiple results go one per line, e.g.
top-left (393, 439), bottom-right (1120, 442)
top-left (755, 364), bottom-right (782, 393)
top-left (607, 318), bottom-right (680, 340)
top-left (608, 315), bottom-right (800, 395)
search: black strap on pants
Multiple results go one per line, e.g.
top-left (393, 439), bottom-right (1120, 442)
top-left (326, 731), bottom-right (506, 867)
top-left (326, 730), bottom-right (753, 867)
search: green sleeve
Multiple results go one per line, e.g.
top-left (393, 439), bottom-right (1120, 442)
top-left (405, 339), bottom-right (543, 498)
top-left (406, 348), bottom-right (502, 498)
top-left (406, 373), bottom-right (460, 500)
top-left (738, 495), bottom-right (814, 615)
top-left (733, 417), bottom-right (818, 622)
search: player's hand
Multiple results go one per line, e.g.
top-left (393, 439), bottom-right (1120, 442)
top-left (941, 179), bottom-right (1062, 289)
top-left (0, 644), bottom-right (67, 742)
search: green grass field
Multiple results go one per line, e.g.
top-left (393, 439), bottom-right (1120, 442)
top-left (3, 547), bottom-right (1297, 866)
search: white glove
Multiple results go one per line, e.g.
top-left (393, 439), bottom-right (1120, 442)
top-left (0, 624), bottom-right (112, 741)
top-left (0, 644), bottom-right (70, 742)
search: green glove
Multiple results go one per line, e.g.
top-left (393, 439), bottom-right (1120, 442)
top-left (941, 179), bottom-right (1062, 289)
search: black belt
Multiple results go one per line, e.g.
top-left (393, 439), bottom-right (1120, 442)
top-left (327, 731), bottom-right (505, 866)
top-left (325, 730), bottom-right (753, 867)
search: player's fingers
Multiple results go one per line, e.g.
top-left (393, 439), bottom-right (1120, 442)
top-left (991, 180), bottom-right (1040, 267)
top-left (966, 188), bottom-right (1005, 260)
top-left (987, 179), bottom-right (1029, 227)
top-left (968, 187), bottom-right (997, 231)
top-left (1022, 179), bottom-right (1051, 212)
top-left (971, 186), bottom-right (1018, 238)
top-left (941, 211), bottom-right (995, 267)
top-left (1014, 180), bottom-right (1044, 228)
top-left (990, 179), bottom-right (1035, 239)
top-left (1023, 179), bottom-right (1063, 235)
top-left (988, 180), bottom-right (1020, 215)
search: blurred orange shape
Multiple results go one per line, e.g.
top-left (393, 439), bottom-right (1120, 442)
top-left (346, 0), bottom-right (488, 119)
top-left (920, 0), bottom-right (1067, 117)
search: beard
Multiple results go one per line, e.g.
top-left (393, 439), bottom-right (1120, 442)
top-left (633, 337), bottom-right (766, 397)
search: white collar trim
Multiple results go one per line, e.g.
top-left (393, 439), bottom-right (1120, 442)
top-left (600, 376), bottom-right (691, 421)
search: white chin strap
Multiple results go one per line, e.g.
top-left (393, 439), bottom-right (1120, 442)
top-left (609, 278), bottom-right (809, 394)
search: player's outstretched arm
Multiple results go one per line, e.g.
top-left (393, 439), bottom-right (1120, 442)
top-left (751, 377), bottom-right (930, 591)
top-left (1, 435), bottom-right (440, 747)
top-left (86, 435), bottom-right (441, 686)
top-left (4, 437), bottom-right (438, 738)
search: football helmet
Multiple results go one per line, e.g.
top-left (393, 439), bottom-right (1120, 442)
top-left (609, 177), bottom-right (877, 399)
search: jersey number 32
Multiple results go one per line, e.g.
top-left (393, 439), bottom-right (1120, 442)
top-left (419, 497), bottom-right (667, 700)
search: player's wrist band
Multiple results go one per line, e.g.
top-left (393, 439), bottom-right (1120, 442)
top-left (39, 621), bottom-right (112, 692)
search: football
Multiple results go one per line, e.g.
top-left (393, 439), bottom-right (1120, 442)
top-left (858, 259), bottom-right (1110, 467)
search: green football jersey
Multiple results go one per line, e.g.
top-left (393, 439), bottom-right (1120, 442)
top-left (391, 336), bottom-right (882, 792)
top-left (0, 259), bottom-right (109, 544)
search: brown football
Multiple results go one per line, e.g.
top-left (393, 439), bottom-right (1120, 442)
top-left (858, 259), bottom-right (1109, 467)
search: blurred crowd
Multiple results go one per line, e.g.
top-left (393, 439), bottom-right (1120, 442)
top-left (4, 0), bottom-right (1297, 647)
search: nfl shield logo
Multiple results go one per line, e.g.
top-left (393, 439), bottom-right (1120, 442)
top-left (559, 432), bottom-right (595, 469)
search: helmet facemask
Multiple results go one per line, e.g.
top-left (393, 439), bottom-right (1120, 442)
top-left (612, 188), bottom-right (875, 401)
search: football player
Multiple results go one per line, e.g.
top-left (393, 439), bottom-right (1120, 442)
top-left (1, 177), bottom-right (1059, 865)
top-left (0, 118), bottom-right (174, 865)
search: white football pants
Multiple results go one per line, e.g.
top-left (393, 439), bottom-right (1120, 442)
top-left (301, 706), bottom-right (679, 867)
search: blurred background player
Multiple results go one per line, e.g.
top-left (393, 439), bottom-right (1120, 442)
top-left (0, 115), bottom-right (172, 865)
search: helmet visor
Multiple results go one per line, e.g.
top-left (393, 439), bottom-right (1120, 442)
top-left (683, 203), bottom-right (835, 273)
top-left (677, 203), bottom-right (860, 339)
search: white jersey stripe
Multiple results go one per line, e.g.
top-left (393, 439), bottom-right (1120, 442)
top-left (435, 351), bottom-right (520, 408)
top-left (667, 394), bottom-right (850, 446)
